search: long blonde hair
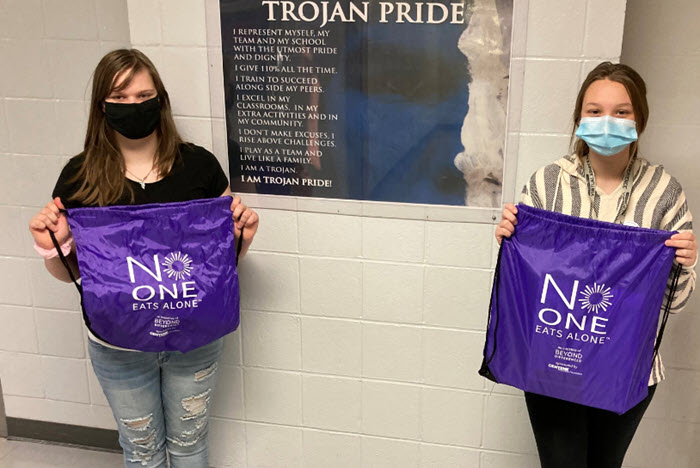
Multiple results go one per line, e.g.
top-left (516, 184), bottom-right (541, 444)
top-left (571, 62), bottom-right (649, 160)
top-left (70, 49), bottom-right (184, 206)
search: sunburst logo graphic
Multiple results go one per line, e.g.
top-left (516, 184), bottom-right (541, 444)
top-left (578, 283), bottom-right (613, 314)
top-left (161, 252), bottom-right (193, 281)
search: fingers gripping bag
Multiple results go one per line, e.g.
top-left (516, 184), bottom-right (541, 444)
top-left (479, 204), bottom-right (681, 414)
top-left (50, 197), bottom-right (241, 352)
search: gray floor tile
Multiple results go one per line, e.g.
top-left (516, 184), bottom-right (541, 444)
top-left (0, 439), bottom-right (123, 467)
top-left (0, 438), bottom-right (17, 460)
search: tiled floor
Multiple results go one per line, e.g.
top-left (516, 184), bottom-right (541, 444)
top-left (0, 438), bottom-right (123, 467)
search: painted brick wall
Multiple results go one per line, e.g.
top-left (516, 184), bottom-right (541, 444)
top-left (0, 0), bottom-right (131, 430)
top-left (620, 2), bottom-right (700, 467)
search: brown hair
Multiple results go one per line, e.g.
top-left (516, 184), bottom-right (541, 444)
top-left (70, 49), bottom-right (184, 206)
top-left (571, 62), bottom-right (649, 160)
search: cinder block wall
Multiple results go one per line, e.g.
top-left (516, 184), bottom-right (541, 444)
top-left (7, 1), bottom-right (698, 467)
top-left (620, 2), bottom-right (700, 467)
top-left (0, 0), bottom-right (131, 429)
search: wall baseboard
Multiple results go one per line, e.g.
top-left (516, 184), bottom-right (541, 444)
top-left (6, 417), bottom-right (121, 452)
top-left (0, 381), bottom-right (7, 438)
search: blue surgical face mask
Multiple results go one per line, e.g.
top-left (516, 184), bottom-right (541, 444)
top-left (575, 115), bottom-right (638, 156)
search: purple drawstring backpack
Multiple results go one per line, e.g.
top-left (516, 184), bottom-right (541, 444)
top-left (479, 204), bottom-right (682, 414)
top-left (50, 197), bottom-right (241, 353)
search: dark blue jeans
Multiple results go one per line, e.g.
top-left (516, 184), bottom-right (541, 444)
top-left (525, 385), bottom-right (656, 468)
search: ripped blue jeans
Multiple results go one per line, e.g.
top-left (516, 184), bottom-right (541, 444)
top-left (89, 338), bottom-right (224, 467)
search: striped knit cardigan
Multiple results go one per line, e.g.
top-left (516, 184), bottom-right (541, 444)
top-left (520, 154), bottom-right (697, 385)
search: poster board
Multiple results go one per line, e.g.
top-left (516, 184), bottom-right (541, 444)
top-left (219, 0), bottom-right (513, 208)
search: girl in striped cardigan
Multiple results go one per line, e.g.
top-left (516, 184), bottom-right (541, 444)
top-left (495, 62), bottom-right (697, 468)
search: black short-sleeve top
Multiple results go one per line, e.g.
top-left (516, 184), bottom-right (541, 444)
top-left (52, 144), bottom-right (229, 208)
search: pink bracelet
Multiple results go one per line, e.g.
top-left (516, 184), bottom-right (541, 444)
top-left (34, 236), bottom-right (73, 260)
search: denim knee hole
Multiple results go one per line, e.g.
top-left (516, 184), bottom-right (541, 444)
top-left (120, 413), bottom-right (159, 465)
top-left (167, 389), bottom-right (212, 447)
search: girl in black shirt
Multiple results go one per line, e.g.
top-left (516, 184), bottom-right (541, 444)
top-left (28, 49), bottom-right (258, 468)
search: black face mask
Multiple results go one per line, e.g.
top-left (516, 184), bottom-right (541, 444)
top-left (104, 96), bottom-right (161, 140)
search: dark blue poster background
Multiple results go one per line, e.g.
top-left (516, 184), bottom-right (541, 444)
top-left (220, 1), bottom-right (508, 206)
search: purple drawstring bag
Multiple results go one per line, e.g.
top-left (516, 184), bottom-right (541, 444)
top-left (479, 204), bottom-right (681, 414)
top-left (50, 197), bottom-right (241, 353)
